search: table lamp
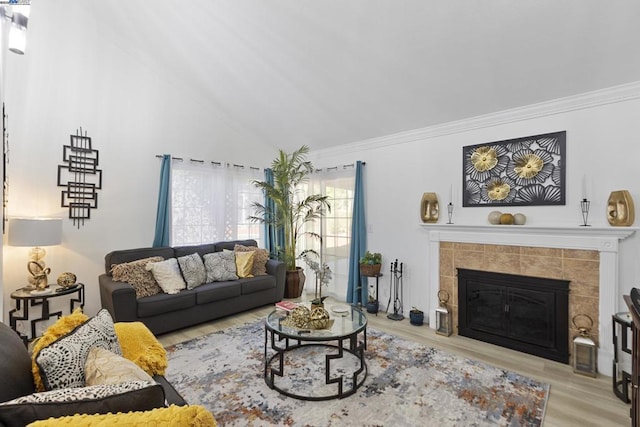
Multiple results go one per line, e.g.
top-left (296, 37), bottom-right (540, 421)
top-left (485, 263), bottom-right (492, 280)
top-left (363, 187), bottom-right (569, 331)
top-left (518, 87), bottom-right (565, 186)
top-left (8, 217), bottom-right (63, 289)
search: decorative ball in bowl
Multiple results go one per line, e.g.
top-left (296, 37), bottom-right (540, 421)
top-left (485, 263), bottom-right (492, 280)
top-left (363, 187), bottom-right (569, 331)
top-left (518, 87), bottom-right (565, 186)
top-left (57, 272), bottom-right (77, 288)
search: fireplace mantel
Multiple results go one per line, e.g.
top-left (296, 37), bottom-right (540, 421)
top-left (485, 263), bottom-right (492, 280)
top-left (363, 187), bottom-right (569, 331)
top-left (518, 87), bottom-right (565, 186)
top-left (421, 223), bottom-right (638, 375)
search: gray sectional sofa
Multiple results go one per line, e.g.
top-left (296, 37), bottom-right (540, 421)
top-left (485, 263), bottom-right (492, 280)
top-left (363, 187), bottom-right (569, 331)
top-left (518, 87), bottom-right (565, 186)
top-left (99, 239), bottom-right (286, 335)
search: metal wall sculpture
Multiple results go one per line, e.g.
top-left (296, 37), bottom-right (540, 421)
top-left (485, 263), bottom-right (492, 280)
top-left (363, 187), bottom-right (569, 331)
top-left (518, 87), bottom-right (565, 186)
top-left (57, 128), bottom-right (102, 228)
top-left (462, 131), bottom-right (566, 207)
top-left (2, 103), bottom-right (8, 234)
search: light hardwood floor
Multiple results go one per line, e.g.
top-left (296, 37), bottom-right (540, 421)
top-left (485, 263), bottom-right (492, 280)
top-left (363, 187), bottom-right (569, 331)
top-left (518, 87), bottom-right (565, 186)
top-left (158, 299), bottom-right (630, 427)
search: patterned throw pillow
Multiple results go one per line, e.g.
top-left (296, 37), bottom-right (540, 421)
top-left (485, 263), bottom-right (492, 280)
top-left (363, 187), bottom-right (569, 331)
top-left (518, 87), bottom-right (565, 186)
top-left (203, 251), bottom-right (238, 282)
top-left (235, 251), bottom-right (255, 278)
top-left (85, 347), bottom-right (153, 386)
top-left (35, 309), bottom-right (122, 391)
top-left (145, 258), bottom-right (186, 294)
top-left (111, 256), bottom-right (164, 298)
top-left (177, 252), bottom-right (207, 289)
top-left (234, 244), bottom-right (269, 276)
top-left (0, 381), bottom-right (155, 406)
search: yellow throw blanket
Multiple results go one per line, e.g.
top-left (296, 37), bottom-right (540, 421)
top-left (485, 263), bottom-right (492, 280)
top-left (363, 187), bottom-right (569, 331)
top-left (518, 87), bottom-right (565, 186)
top-left (114, 322), bottom-right (167, 376)
top-left (26, 404), bottom-right (217, 426)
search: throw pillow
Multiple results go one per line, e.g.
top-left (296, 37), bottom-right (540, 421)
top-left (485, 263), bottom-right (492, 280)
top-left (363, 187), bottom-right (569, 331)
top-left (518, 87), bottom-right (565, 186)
top-left (85, 347), bottom-right (153, 386)
top-left (145, 258), bottom-right (186, 294)
top-left (31, 308), bottom-right (89, 392)
top-left (26, 404), bottom-right (216, 427)
top-left (234, 244), bottom-right (269, 276)
top-left (235, 250), bottom-right (255, 278)
top-left (114, 322), bottom-right (167, 376)
top-left (35, 309), bottom-right (122, 391)
top-left (111, 256), bottom-right (164, 298)
top-left (203, 251), bottom-right (239, 282)
top-left (177, 252), bottom-right (207, 289)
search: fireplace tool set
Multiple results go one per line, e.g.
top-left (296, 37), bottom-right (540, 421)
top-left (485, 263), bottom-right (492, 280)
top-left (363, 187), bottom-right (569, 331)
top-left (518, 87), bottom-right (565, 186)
top-left (386, 259), bottom-right (404, 321)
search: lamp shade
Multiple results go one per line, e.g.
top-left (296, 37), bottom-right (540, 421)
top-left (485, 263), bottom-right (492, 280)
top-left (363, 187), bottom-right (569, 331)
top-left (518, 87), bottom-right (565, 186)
top-left (8, 218), bottom-right (63, 247)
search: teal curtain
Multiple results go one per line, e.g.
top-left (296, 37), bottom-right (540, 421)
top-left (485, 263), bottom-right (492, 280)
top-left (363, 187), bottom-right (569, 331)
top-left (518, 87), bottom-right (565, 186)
top-left (152, 154), bottom-right (171, 247)
top-left (347, 161), bottom-right (366, 305)
top-left (264, 168), bottom-right (285, 259)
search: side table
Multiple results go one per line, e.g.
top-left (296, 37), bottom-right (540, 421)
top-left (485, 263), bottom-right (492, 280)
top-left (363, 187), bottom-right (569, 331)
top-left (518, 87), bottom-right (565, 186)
top-left (9, 284), bottom-right (85, 343)
top-left (363, 273), bottom-right (382, 315)
top-left (613, 311), bottom-right (632, 403)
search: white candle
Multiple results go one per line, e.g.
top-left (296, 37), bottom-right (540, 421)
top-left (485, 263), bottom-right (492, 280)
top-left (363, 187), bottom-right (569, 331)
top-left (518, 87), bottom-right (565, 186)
top-left (449, 184), bottom-right (453, 204)
top-left (581, 175), bottom-right (587, 200)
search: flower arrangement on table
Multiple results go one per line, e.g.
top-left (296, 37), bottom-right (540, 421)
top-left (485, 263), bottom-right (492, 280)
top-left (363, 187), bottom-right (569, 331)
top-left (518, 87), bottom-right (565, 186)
top-left (301, 252), bottom-right (332, 307)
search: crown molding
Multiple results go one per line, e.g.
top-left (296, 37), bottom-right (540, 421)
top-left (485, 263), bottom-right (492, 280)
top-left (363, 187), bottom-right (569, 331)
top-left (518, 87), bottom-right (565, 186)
top-left (315, 80), bottom-right (640, 157)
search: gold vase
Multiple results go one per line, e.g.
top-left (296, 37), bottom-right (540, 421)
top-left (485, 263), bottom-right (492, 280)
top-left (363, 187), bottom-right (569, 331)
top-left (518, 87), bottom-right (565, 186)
top-left (607, 190), bottom-right (635, 226)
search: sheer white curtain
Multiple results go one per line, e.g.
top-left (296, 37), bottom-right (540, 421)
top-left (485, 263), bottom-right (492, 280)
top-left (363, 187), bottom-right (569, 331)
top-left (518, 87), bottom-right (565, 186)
top-left (300, 167), bottom-right (355, 300)
top-left (171, 160), bottom-right (263, 246)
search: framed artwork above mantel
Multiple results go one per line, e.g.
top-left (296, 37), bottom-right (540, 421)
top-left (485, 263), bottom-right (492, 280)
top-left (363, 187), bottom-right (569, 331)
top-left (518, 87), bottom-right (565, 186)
top-left (462, 131), bottom-right (566, 207)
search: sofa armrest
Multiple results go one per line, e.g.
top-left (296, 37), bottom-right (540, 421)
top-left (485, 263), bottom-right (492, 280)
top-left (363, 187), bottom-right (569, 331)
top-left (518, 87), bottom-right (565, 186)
top-left (99, 274), bottom-right (138, 322)
top-left (266, 259), bottom-right (286, 300)
top-left (0, 382), bottom-right (165, 427)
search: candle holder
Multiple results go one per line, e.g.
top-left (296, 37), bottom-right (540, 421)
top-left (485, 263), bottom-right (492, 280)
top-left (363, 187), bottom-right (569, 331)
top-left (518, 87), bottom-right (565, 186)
top-left (580, 198), bottom-right (591, 227)
top-left (447, 203), bottom-right (454, 224)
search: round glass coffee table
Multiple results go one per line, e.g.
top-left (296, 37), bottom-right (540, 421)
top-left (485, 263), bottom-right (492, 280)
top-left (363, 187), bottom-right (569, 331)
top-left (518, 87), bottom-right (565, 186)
top-left (264, 304), bottom-right (367, 401)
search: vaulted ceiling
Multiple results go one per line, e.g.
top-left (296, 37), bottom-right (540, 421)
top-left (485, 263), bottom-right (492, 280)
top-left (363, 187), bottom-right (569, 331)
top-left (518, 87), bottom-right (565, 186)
top-left (43, 1), bottom-right (640, 151)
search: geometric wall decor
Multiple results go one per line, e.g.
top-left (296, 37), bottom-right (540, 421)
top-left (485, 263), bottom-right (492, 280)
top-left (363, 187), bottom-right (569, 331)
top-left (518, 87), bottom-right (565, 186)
top-left (462, 131), bottom-right (566, 207)
top-left (2, 103), bottom-right (8, 234)
top-left (57, 127), bottom-right (102, 228)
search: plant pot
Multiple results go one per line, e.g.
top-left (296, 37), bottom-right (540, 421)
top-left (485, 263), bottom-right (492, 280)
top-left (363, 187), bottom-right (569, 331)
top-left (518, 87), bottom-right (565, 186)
top-left (360, 263), bottom-right (381, 277)
top-left (410, 310), bottom-right (424, 326)
top-left (366, 300), bottom-right (379, 314)
top-left (284, 267), bottom-right (305, 298)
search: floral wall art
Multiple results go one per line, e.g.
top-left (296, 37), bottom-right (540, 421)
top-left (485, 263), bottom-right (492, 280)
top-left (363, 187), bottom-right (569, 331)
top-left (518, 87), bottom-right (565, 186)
top-left (462, 131), bottom-right (566, 207)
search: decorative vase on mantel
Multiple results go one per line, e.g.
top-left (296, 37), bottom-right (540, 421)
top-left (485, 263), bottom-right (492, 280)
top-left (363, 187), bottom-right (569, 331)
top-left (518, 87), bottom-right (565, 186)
top-left (284, 268), bottom-right (305, 298)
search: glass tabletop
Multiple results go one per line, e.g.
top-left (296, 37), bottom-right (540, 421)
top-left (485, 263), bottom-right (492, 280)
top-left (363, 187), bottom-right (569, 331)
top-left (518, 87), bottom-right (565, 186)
top-left (266, 304), bottom-right (367, 341)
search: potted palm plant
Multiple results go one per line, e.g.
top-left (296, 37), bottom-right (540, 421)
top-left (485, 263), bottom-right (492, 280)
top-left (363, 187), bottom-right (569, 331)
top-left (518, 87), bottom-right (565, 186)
top-left (250, 145), bottom-right (330, 298)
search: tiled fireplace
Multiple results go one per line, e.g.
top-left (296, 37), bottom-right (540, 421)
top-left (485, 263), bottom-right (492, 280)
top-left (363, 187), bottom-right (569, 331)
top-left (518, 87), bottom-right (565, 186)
top-left (423, 224), bottom-right (636, 375)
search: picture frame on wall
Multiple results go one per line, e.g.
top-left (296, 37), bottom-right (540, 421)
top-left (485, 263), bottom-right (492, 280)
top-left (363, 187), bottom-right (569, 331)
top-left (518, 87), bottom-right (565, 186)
top-left (462, 131), bottom-right (566, 207)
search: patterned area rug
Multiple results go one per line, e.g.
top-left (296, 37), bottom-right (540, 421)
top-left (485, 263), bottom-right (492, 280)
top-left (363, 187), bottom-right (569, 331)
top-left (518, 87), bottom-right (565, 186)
top-left (165, 320), bottom-right (549, 426)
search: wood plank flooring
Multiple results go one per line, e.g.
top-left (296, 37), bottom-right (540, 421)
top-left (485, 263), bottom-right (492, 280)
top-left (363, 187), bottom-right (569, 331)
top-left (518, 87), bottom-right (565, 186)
top-left (158, 299), bottom-right (630, 427)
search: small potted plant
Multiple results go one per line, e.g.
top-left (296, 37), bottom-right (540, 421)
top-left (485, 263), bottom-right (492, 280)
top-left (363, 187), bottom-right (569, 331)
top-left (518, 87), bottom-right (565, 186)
top-left (359, 251), bottom-right (382, 276)
top-left (410, 307), bottom-right (424, 326)
top-left (366, 292), bottom-right (379, 314)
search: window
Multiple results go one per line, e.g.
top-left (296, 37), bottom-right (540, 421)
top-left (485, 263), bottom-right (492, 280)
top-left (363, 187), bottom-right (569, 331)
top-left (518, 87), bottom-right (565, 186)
top-left (301, 167), bottom-right (355, 299)
top-left (171, 160), bottom-right (263, 246)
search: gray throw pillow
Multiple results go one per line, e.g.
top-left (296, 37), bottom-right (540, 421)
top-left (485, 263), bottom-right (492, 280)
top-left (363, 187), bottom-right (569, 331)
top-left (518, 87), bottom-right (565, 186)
top-left (203, 251), bottom-right (238, 282)
top-left (177, 252), bottom-right (207, 289)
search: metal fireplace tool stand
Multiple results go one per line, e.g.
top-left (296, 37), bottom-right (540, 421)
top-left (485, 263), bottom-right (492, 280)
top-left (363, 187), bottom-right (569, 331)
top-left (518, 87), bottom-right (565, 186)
top-left (386, 259), bottom-right (404, 321)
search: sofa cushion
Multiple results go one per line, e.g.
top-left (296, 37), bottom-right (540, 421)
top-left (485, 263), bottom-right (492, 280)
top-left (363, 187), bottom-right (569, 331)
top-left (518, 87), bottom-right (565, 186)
top-left (174, 243), bottom-right (217, 259)
top-left (0, 322), bottom-right (35, 402)
top-left (146, 258), bottom-right (186, 294)
top-left (0, 381), bottom-right (165, 427)
top-left (203, 251), bottom-right (238, 282)
top-left (35, 310), bottom-right (122, 391)
top-left (85, 347), bottom-right (153, 386)
top-left (177, 253), bottom-right (207, 289)
top-left (240, 275), bottom-right (277, 295)
top-left (234, 244), bottom-right (269, 276)
top-left (194, 281), bottom-right (242, 305)
top-left (136, 292), bottom-right (196, 318)
top-left (111, 256), bottom-right (164, 298)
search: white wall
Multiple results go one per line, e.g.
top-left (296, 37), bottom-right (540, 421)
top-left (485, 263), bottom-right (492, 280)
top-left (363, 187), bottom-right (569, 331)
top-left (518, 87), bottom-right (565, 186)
top-left (311, 83), bottom-right (640, 318)
top-left (1, 2), bottom-right (277, 322)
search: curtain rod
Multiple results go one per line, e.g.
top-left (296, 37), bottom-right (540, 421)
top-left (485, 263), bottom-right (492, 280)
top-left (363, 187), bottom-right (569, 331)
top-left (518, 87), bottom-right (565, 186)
top-left (155, 155), bottom-right (260, 171)
top-left (314, 161), bottom-right (365, 173)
